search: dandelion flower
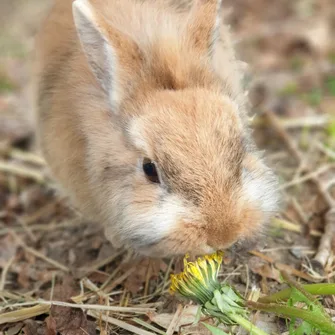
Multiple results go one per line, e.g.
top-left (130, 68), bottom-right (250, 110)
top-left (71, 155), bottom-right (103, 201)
top-left (170, 252), bottom-right (269, 335)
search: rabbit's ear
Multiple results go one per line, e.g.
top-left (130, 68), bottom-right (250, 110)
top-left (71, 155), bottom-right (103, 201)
top-left (73, 0), bottom-right (143, 113)
top-left (186, 0), bottom-right (222, 57)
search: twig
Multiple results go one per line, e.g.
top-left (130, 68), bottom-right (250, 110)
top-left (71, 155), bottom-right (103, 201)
top-left (133, 317), bottom-right (166, 335)
top-left (280, 164), bottom-right (335, 190)
top-left (50, 273), bottom-right (56, 301)
top-left (11, 232), bottom-right (70, 272)
top-left (2, 300), bottom-right (155, 313)
top-left (82, 277), bottom-right (109, 299)
top-left (315, 141), bottom-right (335, 161)
top-left (313, 209), bottom-right (335, 268)
top-left (103, 267), bottom-right (136, 293)
top-left (23, 245), bottom-right (70, 272)
top-left (312, 171), bottom-right (335, 269)
top-left (17, 218), bottom-right (36, 242)
top-left (100, 264), bottom-right (122, 291)
top-left (77, 251), bottom-right (123, 278)
top-left (244, 264), bottom-right (250, 298)
top-left (252, 115), bottom-right (329, 129)
top-left (291, 197), bottom-right (308, 224)
top-left (160, 257), bottom-right (174, 293)
top-left (263, 109), bottom-right (335, 270)
top-left (261, 246), bottom-right (312, 253)
top-left (9, 149), bottom-right (46, 166)
top-left (22, 199), bottom-right (60, 225)
top-left (144, 261), bottom-right (152, 297)
top-left (166, 304), bottom-right (184, 335)
top-left (0, 305), bottom-right (50, 324)
top-left (0, 160), bottom-right (46, 183)
top-left (0, 219), bottom-right (82, 236)
top-left (263, 109), bottom-right (302, 162)
top-left (88, 310), bottom-right (156, 335)
top-left (249, 250), bottom-right (314, 281)
top-left (271, 217), bottom-right (322, 237)
top-left (0, 256), bottom-right (15, 291)
top-left (0, 290), bottom-right (26, 302)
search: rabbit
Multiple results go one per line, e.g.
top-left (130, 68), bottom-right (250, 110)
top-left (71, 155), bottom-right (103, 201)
top-left (33, 0), bottom-right (279, 257)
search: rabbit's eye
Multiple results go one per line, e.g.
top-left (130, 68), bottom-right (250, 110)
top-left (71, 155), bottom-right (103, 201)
top-left (143, 158), bottom-right (160, 184)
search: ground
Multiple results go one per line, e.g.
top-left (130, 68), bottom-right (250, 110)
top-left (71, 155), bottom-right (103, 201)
top-left (0, 0), bottom-right (335, 334)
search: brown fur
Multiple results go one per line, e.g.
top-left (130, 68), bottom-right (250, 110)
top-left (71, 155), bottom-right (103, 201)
top-left (33, 0), bottom-right (278, 257)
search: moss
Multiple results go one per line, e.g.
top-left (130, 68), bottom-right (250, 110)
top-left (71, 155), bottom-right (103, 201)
top-left (0, 74), bottom-right (15, 93)
top-left (290, 55), bottom-right (305, 72)
top-left (0, 36), bottom-right (27, 59)
top-left (302, 88), bottom-right (322, 107)
top-left (279, 82), bottom-right (299, 97)
top-left (326, 118), bottom-right (335, 140)
top-left (326, 76), bottom-right (335, 97)
top-left (329, 51), bottom-right (335, 65)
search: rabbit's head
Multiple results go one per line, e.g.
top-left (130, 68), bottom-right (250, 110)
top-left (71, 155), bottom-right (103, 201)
top-left (72, 0), bottom-right (279, 256)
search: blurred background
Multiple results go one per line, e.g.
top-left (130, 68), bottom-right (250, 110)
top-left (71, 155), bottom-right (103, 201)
top-left (1, 0), bottom-right (334, 149)
top-left (0, 1), bottom-right (335, 334)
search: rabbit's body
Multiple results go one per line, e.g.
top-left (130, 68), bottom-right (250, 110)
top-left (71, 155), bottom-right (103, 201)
top-left (34, 0), bottom-right (278, 256)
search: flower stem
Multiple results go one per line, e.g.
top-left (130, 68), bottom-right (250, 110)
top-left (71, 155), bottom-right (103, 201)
top-left (247, 301), bottom-right (335, 333)
top-left (228, 313), bottom-right (269, 335)
top-left (259, 283), bottom-right (335, 303)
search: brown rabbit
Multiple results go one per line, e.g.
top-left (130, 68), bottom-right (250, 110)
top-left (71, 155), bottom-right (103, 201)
top-left (33, 0), bottom-right (278, 257)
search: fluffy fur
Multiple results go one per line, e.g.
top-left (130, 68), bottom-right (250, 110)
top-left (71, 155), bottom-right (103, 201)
top-left (33, 0), bottom-right (278, 257)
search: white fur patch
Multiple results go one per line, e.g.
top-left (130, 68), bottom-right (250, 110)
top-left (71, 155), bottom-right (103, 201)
top-left (73, 0), bottom-right (95, 24)
top-left (127, 118), bottom-right (152, 156)
top-left (220, 95), bottom-right (244, 130)
top-left (137, 194), bottom-right (188, 240)
top-left (118, 192), bottom-right (195, 248)
top-left (212, 0), bottom-right (223, 51)
top-left (242, 165), bottom-right (278, 214)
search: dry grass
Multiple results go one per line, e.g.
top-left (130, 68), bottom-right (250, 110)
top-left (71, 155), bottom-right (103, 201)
top-left (0, 0), bottom-right (335, 334)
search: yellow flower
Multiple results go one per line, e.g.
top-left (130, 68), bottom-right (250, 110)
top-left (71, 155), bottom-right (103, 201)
top-left (170, 251), bottom-right (224, 305)
top-left (169, 252), bottom-right (271, 335)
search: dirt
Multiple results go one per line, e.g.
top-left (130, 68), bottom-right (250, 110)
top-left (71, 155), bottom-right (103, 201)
top-left (1, 0), bottom-right (335, 334)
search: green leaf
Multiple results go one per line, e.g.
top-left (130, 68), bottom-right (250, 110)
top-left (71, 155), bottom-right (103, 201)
top-left (280, 81), bottom-right (299, 96)
top-left (326, 76), bottom-right (335, 96)
top-left (202, 322), bottom-right (231, 335)
top-left (290, 55), bottom-right (305, 72)
top-left (283, 276), bottom-right (335, 334)
top-left (192, 306), bottom-right (202, 325)
top-left (304, 88), bottom-right (323, 106)
top-left (0, 75), bottom-right (15, 93)
top-left (213, 290), bottom-right (233, 314)
top-left (295, 321), bottom-right (314, 335)
top-left (326, 118), bottom-right (335, 140)
top-left (289, 286), bottom-right (330, 321)
top-left (329, 52), bottom-right (335, 65)
top-left (221, 285), bottom-right (245, 305)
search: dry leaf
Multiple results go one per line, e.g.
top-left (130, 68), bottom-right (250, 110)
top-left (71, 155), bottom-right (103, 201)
top-left (42, 275), bottom-right (78, 301)
top-left (5, 323), bottom-right (23, 335)
top-left (248, 256), bottom-right (281, 282)
top-left (45, 316), bottom-right (57, 335)
top-left (41, 276), bottom-right (96, 334)
top-left (49, 306), bottom-right (96, 335)
top-left (23, 320), bottom-right (45, 335)
top-left (123, 257), bottom-right (166, 294)
top-left (17, 264), bottom-right (30, 289)
top-left (0, 234), bottom-right (17, 268)
top-left (148, 305), bottom-right (200, 331)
